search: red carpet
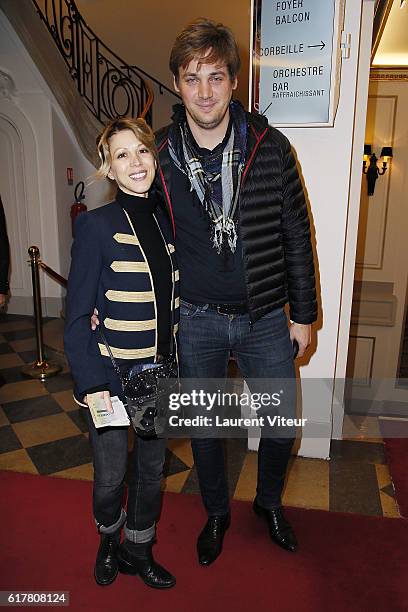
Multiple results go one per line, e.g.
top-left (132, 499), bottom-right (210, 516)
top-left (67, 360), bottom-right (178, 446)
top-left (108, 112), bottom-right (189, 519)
top-left (1, 470), bottom-right (407, 612)
top-left (381, 421), bottom-right (408, 518)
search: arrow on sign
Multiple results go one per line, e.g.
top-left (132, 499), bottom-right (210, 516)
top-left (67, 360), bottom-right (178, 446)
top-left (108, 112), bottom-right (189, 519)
top-left (308, 41), bottom-right (326, 51)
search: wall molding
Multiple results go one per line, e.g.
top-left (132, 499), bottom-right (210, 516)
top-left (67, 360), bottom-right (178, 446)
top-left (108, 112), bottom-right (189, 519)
top-left (0, 99), bottom-right (44, 307)
top-left (0, 68), bottom-right (16, 99)
top-left (347, 335), bottom-right (376, 387)
top-left (370, 67), bottom-right (408, 82)
top-left (351, 281), bottom-right (397, 326)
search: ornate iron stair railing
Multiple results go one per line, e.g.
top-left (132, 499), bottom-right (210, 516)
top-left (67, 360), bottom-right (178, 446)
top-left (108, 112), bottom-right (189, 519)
top-left (31, 0), bottom-right (180, 126)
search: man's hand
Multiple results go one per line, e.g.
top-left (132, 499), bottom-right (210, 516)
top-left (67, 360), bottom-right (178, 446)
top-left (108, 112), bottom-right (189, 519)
top-left (289, 323), bottom-right (311, 358)
top-left (0, 293), bottom-right (7, 308)
top-left (91, 307), bottom-right (100, 331)
top-left (85, 390), bottom-right (113, 414)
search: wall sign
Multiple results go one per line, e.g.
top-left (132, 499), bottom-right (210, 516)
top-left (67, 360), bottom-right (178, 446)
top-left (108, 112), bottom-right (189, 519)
top-left (250, 0), bottom-right (345, 127)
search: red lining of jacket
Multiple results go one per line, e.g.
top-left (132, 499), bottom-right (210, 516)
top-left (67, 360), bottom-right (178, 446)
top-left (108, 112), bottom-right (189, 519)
top-left (242, 125), bottom-right (269, 184)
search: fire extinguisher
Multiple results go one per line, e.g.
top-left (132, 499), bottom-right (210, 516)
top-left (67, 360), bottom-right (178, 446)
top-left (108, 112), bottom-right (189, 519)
top-left (70, 181), bottom-right (87, 236)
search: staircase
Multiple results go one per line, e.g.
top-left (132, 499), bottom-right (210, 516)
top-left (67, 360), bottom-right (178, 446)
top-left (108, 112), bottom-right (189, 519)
top-left (0, 0), bottom-right (179, 166)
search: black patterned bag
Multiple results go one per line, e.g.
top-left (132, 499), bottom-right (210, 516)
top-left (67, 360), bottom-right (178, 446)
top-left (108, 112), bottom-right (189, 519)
top-left (98, 327), bottom-right (178, 437)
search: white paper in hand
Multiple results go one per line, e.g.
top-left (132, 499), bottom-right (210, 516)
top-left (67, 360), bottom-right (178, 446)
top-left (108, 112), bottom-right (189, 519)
top-left (88, 394), bottom-right (130, 428)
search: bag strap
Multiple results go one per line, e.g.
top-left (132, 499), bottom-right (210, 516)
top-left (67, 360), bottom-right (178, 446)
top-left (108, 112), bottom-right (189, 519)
top-left (97, 324), bottom-right (123, 380)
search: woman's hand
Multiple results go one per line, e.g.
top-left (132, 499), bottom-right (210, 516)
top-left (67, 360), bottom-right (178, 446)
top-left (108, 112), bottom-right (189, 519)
top-left (85, 390), bottom-right (113, 414)
top-left (91, 307), bottom-right (100, 331)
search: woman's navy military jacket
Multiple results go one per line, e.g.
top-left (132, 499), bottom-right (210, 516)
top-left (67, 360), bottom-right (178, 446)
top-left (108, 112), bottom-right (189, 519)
top-left (64, 198), bottom-right (179, 401)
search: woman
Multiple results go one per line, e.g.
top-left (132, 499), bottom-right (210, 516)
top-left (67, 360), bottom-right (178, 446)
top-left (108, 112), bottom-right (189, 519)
top-left (64, 117), bottom-right (179, 589)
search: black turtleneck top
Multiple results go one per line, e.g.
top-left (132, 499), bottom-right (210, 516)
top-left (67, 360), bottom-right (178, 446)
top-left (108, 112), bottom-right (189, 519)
top-left (116, 188), bottom-right (172, 357)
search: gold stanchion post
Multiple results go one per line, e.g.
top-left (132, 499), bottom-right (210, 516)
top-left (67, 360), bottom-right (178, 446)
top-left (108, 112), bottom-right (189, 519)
top-left (21, 246), bottom-right (62, 380)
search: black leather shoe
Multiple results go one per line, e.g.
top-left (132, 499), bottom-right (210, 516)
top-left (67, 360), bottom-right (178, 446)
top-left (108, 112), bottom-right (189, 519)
top-left (117, 542), bottom-right (176, 589)
top-left (253, 498), bottom-right (298, 552)
top-left (197, 513), bottom-right (231, 566)
top-left (94, 531), bottom-right (120, 586)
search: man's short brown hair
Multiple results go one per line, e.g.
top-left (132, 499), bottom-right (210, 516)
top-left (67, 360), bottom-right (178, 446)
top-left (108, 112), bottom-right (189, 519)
top-left (169, 18), bottom-right (240, 82)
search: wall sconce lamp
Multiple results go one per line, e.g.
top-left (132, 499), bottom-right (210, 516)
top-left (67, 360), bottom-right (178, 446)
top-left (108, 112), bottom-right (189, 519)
top-left (362, 144), bottom-right (393, 196)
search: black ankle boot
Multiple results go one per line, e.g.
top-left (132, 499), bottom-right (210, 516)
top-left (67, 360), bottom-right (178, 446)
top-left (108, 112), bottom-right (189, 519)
top-left (117, 540), bottom-right (176, 589)
top-left (94, 531), bottom-right (120, 586)
top-left (197, 513), bottom-right (231, 566)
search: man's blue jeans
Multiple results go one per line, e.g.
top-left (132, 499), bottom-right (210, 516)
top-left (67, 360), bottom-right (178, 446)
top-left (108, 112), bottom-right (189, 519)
top-left (179, 300), bottom-right (296, 514)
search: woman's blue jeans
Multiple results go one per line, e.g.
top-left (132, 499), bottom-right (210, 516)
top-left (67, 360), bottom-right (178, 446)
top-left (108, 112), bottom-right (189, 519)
top-left (179, 301), bottom-right (296, 514)
top-left (87, 362), bottom-right (166, 543)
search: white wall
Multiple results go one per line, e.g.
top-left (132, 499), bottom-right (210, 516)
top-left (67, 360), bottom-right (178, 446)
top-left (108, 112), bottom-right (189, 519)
top-left (280, 0), bottom-right (375, 454)
top-left (51, 109), bottom-right (112, 279)
top-left (330, 1), bottom-right (377, 439)
top-left (0, 10), bottom-right (109, 315)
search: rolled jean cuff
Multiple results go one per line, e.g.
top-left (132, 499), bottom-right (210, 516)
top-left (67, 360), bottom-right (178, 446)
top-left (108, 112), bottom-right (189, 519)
top-left (96, 508), bottom-right (126, 534)
top-left (124, 522), bottom-right (155, 544)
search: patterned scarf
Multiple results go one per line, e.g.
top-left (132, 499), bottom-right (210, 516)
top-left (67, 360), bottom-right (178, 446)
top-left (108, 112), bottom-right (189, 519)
top-left (168, 101), bottom-right (247, 254)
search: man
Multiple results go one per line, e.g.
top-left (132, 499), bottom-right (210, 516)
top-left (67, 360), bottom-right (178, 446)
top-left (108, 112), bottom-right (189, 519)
top-left (155, 18), bottom-right (317, 566)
